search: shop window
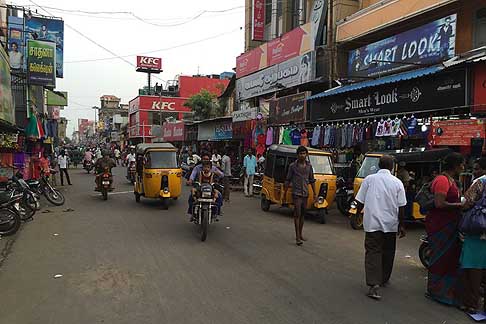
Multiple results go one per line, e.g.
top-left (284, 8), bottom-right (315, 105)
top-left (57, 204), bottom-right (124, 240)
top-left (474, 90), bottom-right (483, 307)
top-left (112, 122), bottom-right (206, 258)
top-left (265, 0), bottom-right (272, 24)
top-left (474, 8), bottom-right (486, 49)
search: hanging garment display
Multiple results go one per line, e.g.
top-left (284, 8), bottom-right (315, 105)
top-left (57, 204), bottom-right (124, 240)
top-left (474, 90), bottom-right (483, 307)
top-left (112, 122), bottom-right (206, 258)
top-left (290, 128), bottom-right (301, 145)
top-left (266, 127), bottom-right (273, 146)
top-left (375, 120), bottom-right (385, 137)
top-left (300, 129), bottom-right (309, 147)
top-left (311, 125), bottom-right (320, 147)
top-left (282, 127), bottom-right (292, 145)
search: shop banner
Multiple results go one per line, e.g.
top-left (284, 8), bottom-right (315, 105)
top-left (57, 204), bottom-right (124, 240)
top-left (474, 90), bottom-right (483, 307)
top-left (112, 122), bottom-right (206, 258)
top-left (310, 0), bottom-right (328, 48)
top-left (0, 45), bottom-right (14, 124)
top-left (7, 16), bottom-right (25, 71)
top-left (27, 39), bottom-right (56, 87)
top-left (25, 16), bottom-right (64, 78)
top-left (309, 69), bottom-right (466, 121)
top-left (162, 122), bottom-right (185, 142)
top-left (348, 14), bottom-right (457, 79)
top-left (47, 90), bottom-right (68, 106)
top-left (269, 92), bottom-right (308, 124)
top-left (236, 23), bottom-right (312, 78)
top-left (431, 119), bottom-right (486, 146)
top-left (214, 121), bottom-right (232, 140)
top-left (197, 119), bottom-right (233, 141)
top-left (232, 107), bottom-right (258, 122)
top-left (237, 52), bottom-right (315, 101)
top-left (472, 63), bottom-right (486, 114)
top-left (252, 0), bottom-right (265, 41)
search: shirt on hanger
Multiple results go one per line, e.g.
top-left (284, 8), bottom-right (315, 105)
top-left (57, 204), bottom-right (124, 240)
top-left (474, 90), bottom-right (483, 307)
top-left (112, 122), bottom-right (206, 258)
top-left (390, 117), bottom-right (401, 136)
top-left (375, 120), bottom-right (385, 137)
top-left (300, 129), bottom-right (309, 147)
top-left (311, 125), bottom-right (321, 146)
top-left (282, 128), bottom-right (292, 145)
top-left (290, 128), bottom-right (302, 145)
top-left (266, 127), bottom-right (273, 146)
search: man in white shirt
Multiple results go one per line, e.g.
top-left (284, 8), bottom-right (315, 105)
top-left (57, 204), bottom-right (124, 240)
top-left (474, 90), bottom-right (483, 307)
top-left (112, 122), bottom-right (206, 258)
top-left (57, 150), bottom-right (72, 186)
top-left (356, 155), bottom-right (406, 300)
top-left (221, 149), bottom-right (232, 202)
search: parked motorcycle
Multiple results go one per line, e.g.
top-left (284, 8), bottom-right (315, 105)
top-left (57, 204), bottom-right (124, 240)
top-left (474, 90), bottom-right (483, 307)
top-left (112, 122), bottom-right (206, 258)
top-left (192, 182), bottom-right (222, 242)
top-left (252, 172), bottom-right (263, 195)
top-left (127, 161), bottom-right (136, 184)
top-left (335, 177), bottom-right (354, 216)
top-left (99, 167), bottom-right (113, 200)
top-left (0, 191), bottom-right (23, 236)
top-left (26, 171), bottom-right (65, 206)
top-left (8, 175), bottom-right (38, 221)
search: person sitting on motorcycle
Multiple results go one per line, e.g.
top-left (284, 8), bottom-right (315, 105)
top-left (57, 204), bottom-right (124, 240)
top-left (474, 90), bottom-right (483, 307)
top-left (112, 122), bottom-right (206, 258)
top-left (188, 153), bottom-right (223, 218)
top-left (191, 161), bottom-right (219, 203)
top-left (125, 149), bottom-right (136, 178)
top-left (94, 150), bottom-right (116, 190)
top-left (83, 149), bottom-right (93, 168)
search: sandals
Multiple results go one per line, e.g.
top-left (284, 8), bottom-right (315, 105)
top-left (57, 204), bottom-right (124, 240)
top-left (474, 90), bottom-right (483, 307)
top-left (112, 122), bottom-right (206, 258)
top-left (367, 285), bottom-right (382, 300)
top-left (296, 239), bottom-right (303, 246)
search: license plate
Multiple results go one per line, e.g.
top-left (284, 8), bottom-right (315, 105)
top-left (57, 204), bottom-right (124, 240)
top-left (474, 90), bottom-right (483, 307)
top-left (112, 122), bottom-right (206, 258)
top-left (349, 208), bottom-right (357, 215)
top-left (197, 198), bottom-right (214, 203)
top-left (102, 181), bottom-right (110, 185)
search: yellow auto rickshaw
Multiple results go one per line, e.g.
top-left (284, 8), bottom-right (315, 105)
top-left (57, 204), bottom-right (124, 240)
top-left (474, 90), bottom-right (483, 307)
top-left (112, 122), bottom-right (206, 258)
top-left (133, 143), bottom-right (182, 209)
top-left (348, 148), bottom-right (452, 229)
top-left (260, 145), bottom-right (337, 224)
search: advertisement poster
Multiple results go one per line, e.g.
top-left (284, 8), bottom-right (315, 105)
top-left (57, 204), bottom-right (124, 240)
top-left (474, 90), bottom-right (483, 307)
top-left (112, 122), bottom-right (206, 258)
top-left (269, 92), bottom-right (308, 124)
top-left (237, 52), bottom-right (315, 101)
top-left (47, 90), bottom-right (68, 106)
top-left (7, 16), bottom-right (24, 71)
top-left (27, 39), bottom-right (56, 87)
top-left (252, 0), bottom-right (265, 41)
top-left (431, 119), bottom-right (486, 146)
top-left (309, 69), bottom-right (465, 121)
top-left (214, 121), bottom-right (232, 140)
top-left (0, 45), bottom-right (14, 124)
top-left (162, 122), bottom-right (185, 142)
top-left (25, 16), bottom-right (64, 78)
top-left (348, 14), bottom-right (457, 78)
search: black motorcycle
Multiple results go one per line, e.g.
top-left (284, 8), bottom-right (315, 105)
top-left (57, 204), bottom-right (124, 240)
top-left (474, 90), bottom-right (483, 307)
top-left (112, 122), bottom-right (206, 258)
top-left (192, 182), bottom-right (223, 242)
top-left (84, 160), bottom-right (94, 174)
top-left (335, 177), bottom-right (354, 216)
top-left (26, 171), bottom-right (65, 206)
top-left (0, 191), bottom-right (23, 236)
top-left (8, 175), bottom-right (38, 221)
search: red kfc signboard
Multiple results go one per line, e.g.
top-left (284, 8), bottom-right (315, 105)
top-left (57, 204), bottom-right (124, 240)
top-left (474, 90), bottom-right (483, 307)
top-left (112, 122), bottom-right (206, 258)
top-left (130, 96), bottom-right (191, 113)
top-left (252, 0), bottom-right (265, 41)
top-left (136, 56), bottom-right (162, 72)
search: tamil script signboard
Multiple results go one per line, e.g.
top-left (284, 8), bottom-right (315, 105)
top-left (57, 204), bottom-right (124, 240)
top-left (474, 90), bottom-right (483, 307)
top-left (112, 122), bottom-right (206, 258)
top-left (27, 39), bottom-right (56, 87)
top-left (348, 14), bottom-right (457, 78)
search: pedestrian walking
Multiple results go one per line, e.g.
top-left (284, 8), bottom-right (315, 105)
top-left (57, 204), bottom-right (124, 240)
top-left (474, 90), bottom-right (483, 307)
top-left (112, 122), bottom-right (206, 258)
top-left (114, 147), bottom-right (121, 166)
top-left (243, 148), bottom-right (257, 197)
top-left (221, 149), bottom-right (232, 202)
top-left (283, 146), bottom-right (317, 246)
top-left (211, 149), bottom-right (222, 169)
top-left (461, 157), bottom-right (486, 314)
top-left (58, 150), bottom-right (72, 186)
top-left (355, 155), bottom-right (407, 300)
top-left (425, 152), bottom-right (464, 306)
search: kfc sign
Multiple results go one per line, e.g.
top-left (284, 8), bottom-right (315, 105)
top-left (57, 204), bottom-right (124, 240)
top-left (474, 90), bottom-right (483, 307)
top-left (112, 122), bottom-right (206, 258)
top-left (136, 56), bottom-right (162, 71)
top-left (152, 101), bottom-right (177, 111)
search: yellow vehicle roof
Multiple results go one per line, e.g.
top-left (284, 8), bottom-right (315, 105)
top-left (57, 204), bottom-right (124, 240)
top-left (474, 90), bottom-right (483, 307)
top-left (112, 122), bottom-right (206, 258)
top-left (136, 143), bottom-right (176, 154)
top-left (267, 144), bottom-right (331, 156)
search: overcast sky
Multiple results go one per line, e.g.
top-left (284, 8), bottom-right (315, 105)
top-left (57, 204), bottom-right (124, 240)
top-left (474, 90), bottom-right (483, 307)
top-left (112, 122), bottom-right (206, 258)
top-left (12, 0), bottom-right (245, 136)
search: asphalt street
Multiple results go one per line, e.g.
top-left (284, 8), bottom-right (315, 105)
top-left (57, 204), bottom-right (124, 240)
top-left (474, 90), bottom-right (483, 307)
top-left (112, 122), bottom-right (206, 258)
top-left (0, 166), bottom-right (471, 324)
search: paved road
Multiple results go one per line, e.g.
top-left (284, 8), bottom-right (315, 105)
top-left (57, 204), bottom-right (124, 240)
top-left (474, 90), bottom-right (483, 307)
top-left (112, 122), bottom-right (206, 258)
top-left (0, 167), bottom-right (470, 324)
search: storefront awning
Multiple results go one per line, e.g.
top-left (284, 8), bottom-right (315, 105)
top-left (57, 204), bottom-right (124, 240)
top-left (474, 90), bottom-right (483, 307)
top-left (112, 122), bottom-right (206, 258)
top-left (307, 65), bottom-right (444, 101)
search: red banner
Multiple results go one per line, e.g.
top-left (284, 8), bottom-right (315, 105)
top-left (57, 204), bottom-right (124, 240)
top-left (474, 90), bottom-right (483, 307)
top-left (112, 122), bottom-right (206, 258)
top-left (473, 63), bottom-right (486, 114)
top-left (252, 0), bottom-right (265, 41)
top-left (431, 119), bottom-right (486, 146)
top-left (129, 96), bottom-right (191, 113)
top-left (162, 122), bottom-right (185, 142)
top-left (267, 27), bottom-right (307, 66)
top-left (136, 56), bottom-right (162, 71)
top-left (236, 46), bottom-right (265, 78)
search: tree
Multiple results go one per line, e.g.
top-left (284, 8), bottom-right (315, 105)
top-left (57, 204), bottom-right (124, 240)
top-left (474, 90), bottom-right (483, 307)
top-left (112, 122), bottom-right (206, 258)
top-left (184, 89), bottom-right (223, 120)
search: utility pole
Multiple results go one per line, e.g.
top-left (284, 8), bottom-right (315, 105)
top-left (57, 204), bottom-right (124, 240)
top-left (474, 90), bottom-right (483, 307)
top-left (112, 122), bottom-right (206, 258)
top-left (327, 0), bottom-right (334, 88)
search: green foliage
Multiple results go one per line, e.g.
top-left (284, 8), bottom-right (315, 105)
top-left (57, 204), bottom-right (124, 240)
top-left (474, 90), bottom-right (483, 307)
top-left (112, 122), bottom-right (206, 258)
top-left (184, 89), bottom-right (223, 120)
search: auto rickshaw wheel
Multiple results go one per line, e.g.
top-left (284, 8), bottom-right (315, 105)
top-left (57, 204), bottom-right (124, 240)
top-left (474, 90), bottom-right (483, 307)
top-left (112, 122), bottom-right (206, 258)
top-left (135, 192), bottom-right (140, 203)
top-left (350, 214), bottom-right (363, 230)
top-left (261, 196), bottom-right (270, 212)
top-left (318, 209), bottom-right (327, 224)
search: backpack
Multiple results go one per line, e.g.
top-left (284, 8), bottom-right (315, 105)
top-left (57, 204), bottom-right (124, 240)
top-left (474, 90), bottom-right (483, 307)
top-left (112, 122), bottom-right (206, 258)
top-left (415, 182), bottom-right (435, 213)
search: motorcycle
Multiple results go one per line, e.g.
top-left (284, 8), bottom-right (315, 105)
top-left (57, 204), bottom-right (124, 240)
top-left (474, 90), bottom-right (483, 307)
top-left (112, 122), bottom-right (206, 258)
top-left (252, 172), bottom-right (263, 195)
top-left (8, 175), bottom-right (39, 220)
top-left (418, 235), bottom-right (431, 268)
top-left (26, 171), bottom-right (65, 206)
top-left (99, 167), bottom-right (113, 200)
top-left (0, 191), bottom-right (23, 236)
top-left (127, 161), bottom-right (136, 184)
top-left (192, 182), bottom-right (223, 242)
top-left (84, 160), bottom-right (94, 174)
top-left (335, 177), bottom-right (354, 216)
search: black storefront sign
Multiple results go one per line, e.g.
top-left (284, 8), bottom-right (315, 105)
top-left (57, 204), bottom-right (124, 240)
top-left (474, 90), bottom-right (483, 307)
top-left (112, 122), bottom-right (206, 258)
top-left (309, 69), bottom-right (466, 121)
top-left (269, 92), bottom-right (309, 124)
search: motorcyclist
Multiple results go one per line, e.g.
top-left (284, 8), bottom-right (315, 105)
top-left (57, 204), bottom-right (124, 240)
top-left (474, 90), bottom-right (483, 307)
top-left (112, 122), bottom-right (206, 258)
top-left (94, 150), bottom-right (116, 190)
top-left (83, 149), bottom-right (93, 169)
top-left (126, 148), bottom-right (136, 179)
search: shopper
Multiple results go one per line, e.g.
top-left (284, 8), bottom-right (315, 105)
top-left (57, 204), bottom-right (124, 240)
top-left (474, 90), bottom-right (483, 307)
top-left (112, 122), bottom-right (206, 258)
top-left (58, 150), bottom-right (72, 186)
top-left (425, 152), bottom-right (464, 306)
top-left (221, 148), bottom-right (232, 202)
top-left (211, 149), bottom-right (222, 169)
top-left (243, 148), bottom-right (257, 197)
top-left (283, 146), bottom-right (317, 246)
top-left (460, 157), bottom-right (486, 313)
top-left (356, 155), bottom-right (407, 300)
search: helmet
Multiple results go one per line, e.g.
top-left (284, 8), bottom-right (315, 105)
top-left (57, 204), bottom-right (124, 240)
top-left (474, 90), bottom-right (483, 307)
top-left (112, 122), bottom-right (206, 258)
top-left (102, 149), bottom-right (110, 157)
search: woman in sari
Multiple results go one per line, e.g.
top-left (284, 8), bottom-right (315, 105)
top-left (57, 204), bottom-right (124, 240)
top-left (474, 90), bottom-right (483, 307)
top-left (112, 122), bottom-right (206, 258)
top-left (426, 153), bottom-right (465, 306)
top-left (461, 157), bottom-right (486, 313)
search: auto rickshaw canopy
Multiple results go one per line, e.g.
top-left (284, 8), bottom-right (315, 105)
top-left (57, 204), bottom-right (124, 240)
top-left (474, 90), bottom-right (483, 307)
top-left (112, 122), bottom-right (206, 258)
top-left (136, 143), bottom-right (177, 155)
